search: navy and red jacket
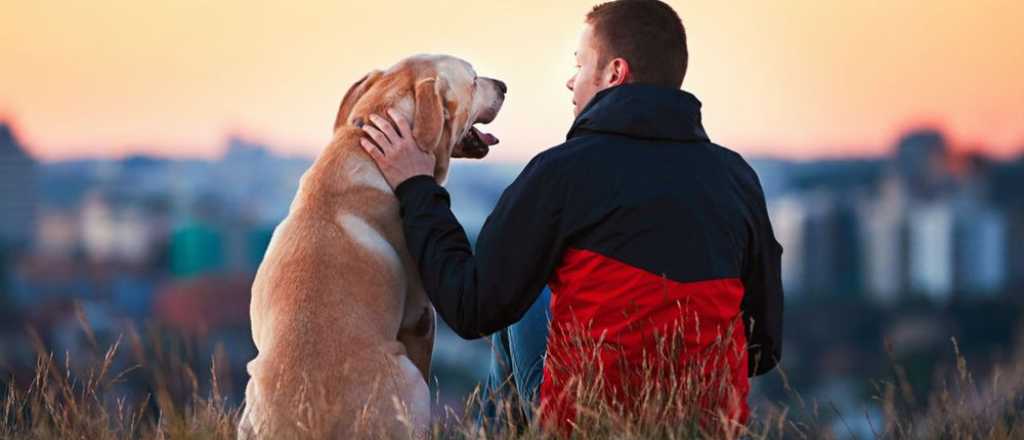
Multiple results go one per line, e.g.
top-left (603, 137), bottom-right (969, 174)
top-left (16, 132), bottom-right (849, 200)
top-left (395, 83), bottom-right (783, 427)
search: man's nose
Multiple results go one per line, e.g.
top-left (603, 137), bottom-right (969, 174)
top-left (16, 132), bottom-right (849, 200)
top-left (566, 75), bottom-right (574, 91)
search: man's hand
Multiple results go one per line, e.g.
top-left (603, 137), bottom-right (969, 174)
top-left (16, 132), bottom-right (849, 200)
top-left (359, 109), bottom-right (436, 190)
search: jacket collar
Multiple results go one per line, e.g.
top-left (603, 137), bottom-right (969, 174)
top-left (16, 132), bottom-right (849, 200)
top-left (566, 83), bottom-right (710, 143)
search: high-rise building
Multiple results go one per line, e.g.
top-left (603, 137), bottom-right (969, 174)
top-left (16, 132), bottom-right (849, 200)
top-left (859, 176), bottom-right (909, 304)
top-left (0, 123), bottom-right (38, 248)
top-left (799, 191), bottom-right (863, 297)
top-left (768, 196), bottom-right (807, 296)
top-left (954, 203), bottom-right (1007, 295)
top-left (1007, 210), bottom-right (1024, 295)
top-left (80, 192), bottom-right (154, 263)
top-left (908, 201), bottom-right (955, 301)
top-left (895, 129), bottom-right (953, 199)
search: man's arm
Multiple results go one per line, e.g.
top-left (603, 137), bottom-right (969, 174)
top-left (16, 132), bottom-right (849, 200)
top-left (360, 110), bottom-right (567, 339)
top-left (394, 155), bottom-right (567, 339)
top-left (740, 171), bottom-right (784, 376)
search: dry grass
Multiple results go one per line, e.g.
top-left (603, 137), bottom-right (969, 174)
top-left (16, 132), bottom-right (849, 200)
top-left (2, 312), bottom-right (1024, 439)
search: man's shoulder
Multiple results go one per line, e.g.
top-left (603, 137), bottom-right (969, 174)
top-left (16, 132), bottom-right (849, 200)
top-left (522, 138), bottom-right (592, 174)
top-left (537, 137), bottom-right (592, 161)
top-left (696, 140), bottom-right (753, 177)
top-left (707, 142), bottom-right (767, 197)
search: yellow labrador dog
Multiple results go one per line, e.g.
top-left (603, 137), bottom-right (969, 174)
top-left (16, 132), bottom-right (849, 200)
top-left (238, 54), bottom-right (505, 439)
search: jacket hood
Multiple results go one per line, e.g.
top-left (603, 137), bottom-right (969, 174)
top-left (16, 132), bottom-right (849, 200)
top-left (567, 83), bottom-right (710, 143)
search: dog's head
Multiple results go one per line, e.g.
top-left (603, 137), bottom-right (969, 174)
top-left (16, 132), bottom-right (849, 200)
top-left (334, 54), bottom-right (506, 183)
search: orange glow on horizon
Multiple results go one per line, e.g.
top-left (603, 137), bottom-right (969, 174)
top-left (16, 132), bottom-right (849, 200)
top-left (1, 0), bottom-right (1022, 162)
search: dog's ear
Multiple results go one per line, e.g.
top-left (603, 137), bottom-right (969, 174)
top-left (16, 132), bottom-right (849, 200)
top-left (333, 70), bottom-right (383, 132)
top-left (412, 77), bottom-right (448, 153)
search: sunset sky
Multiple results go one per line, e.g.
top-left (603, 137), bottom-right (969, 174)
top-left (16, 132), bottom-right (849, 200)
top-left (1, 0), bottom-right (1022, 162)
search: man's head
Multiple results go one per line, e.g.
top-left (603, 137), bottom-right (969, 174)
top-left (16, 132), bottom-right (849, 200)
top-left (567, 0), bottom-right (688, 116)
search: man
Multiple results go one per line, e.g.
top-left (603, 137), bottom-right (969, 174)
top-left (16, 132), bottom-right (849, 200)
top-left (360, 0), bottom-right (783, 432)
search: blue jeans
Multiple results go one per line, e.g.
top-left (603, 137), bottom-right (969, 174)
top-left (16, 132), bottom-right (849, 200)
top-left (479, 286), bottom-right (552, 426)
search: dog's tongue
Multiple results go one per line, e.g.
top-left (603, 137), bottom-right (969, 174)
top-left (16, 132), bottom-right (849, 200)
top-left (472, 126), bottom-right (500, 146)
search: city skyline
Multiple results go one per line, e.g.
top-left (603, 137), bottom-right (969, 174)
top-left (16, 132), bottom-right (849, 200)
top-left (2, 0), bottom-right (1022, 162)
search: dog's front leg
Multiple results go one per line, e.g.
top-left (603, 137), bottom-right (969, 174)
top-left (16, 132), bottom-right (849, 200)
top-left (398, 295), bottom-right (435, 382)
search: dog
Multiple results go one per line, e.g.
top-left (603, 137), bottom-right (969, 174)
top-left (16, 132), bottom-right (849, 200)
top-left (238, 54), bottom-right (505, 439)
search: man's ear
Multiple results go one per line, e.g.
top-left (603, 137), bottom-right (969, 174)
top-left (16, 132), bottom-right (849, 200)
top-left (607, 58), bottom-right (632, 86)
top-left (412, 77), bottom-right (447, 153)
top-left (333, 70), bottom-right (383, 132)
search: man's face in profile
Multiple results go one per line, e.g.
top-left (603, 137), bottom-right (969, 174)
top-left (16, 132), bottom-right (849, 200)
top-left (566, 24), bottom-right (610, 117)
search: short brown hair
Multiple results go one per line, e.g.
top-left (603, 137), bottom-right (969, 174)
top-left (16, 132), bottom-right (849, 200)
top-left (586, 0), bottom-right (688, 88)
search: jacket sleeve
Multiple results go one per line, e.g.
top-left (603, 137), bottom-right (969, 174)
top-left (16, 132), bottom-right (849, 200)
top-left (740, 170), bottom-right (785, 377)
top-left (393, 155), bottom-right (567, 339)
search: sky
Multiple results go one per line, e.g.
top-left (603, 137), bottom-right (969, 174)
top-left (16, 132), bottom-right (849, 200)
top-left (1, 0), bottom-right (1022, 162)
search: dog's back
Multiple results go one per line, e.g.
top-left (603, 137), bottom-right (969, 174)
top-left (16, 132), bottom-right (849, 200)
top-left (238, 135), bottom-right (431, 439)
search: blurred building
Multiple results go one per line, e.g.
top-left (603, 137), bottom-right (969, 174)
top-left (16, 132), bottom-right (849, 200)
top-left (768, 196), bottom-right (807, 296)
top-left (0, 123), bottom-right (38, 248)
top-left (247, 226), bottom-right (275, 269)
top-left (953, 204), bottom-right (1006, 295)
top-left (81, 192), bottom-right (155, 264)
top-left (907, 201), bottom-right (955, 301)
top-left (768, 128), bottom-right (1022, 305)
top-left (152, 274), bottom-right (255, 369)
top-left (35, 209), bottom-right (79, 257)
top-left (170, 220), bottom-right (225, 278)
top-left (153, 274), bottom-right (251, 338)
top-left (895, 130), bottom-right (954, 199)
top-left (1007, 211), bottom-right (1024, 294)
top-left (893, 130), bottom-right (956, 301)
top-left (790, 191), bottom-right (864, 298)
top-left (858, 176), bottom-right (909, 304)
top-left (215, 136), bottom-right (308, 226)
